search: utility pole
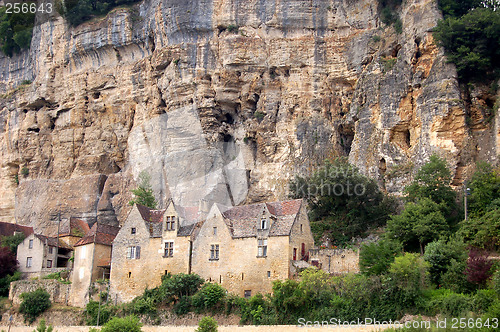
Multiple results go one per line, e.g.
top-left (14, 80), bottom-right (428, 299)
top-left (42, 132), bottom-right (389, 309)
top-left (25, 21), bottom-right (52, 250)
top-left (55, 213), bottom-right (61, 270)
top-left (464, 182), bottom-right (470, 221)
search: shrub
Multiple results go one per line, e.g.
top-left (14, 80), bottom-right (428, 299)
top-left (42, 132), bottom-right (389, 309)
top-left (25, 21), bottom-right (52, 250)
top-left (473, 289), bottom-right (496, 314)
top-left (196, 316), bottom-right (218, 332)
top-left (192, 283), bottom-right (225, 310)
top-left (128, 170), bottom-right (157, 209)
top-left (360, 239), bottom-right (402, 275)
top-left (84, 300), bottom-right (115, 326)
top-left (159, 273), bottom-right (204, 303)
top-left (465, 249), bottom-right (493, 287)
top-left (21, 167), bottom-right (29, 176)
top-left (173, 296), bottom-right (191, 315)
top-left (101, 315), bottom-right (142, 332)
top-left (19, 288), bottom-right (51, 324)
top-left (34, 319), bottom-right (53, 332)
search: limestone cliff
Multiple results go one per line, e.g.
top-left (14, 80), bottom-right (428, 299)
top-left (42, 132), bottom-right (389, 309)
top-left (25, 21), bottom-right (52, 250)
top-left (0, 0), bottom-right (498, 233)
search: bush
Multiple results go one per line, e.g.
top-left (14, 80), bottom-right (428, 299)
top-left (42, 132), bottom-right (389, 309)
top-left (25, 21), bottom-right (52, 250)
top-left (473, 289), bottom-right (496, 314)
top-left (196, 316), bottom-right (218, 332)
top-left (84, 300), bottom-right (116, 326)
top-left (101, 315), bottom-right (142, 332)
top-left (173, 296), bottom-right (191, 315)
top-left (158, 273), bottom-right (204, 303)
top-left (360, 239), bottom-right (402, 275)
top-left (192, 283), bottom-right (225, 310)
top-left (34, 319), bottom-right (53, 332)
top-left (19, 288), bottom-right (51, 324)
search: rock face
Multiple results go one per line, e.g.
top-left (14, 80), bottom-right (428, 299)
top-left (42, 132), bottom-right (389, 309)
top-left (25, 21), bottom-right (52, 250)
top-left (0, 0), bottom-right (498, 232)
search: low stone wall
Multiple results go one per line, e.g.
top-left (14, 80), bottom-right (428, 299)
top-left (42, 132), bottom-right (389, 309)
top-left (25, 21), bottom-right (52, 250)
top-left (308, 248), bottom-right (359, 274)
top-left (9, 279), bottom-right (71, 305)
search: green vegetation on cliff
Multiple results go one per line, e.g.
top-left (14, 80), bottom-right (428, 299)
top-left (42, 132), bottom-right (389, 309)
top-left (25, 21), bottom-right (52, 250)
top-left (55, 0), bottom-right (141, 27)
top-left (0, 4), bottom-right (35, 56)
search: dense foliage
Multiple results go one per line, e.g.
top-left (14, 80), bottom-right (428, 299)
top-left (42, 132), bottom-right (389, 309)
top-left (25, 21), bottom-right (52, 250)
top-left (0, 4), bottom-right (35, 56)
top-left (377, 0), bottom-right (403, 33)
top-left (433, 4), bottom-right (500, 82)
top-left (100, 315), bottom-right (142, 332)
top-left (0, 232), bottom-right (25, 254)
top-left (196, 316), bottom-right (218, 332)
top-left (128, 171), bottom-right (158, 209)
top-left (55, 0), bottom-right (140, 27)
top-left (19, 288), bottom-right (51, 323)
top-left (360, 239), bottom-right (402, 275)
top-left (290, 158), bottom-right (395, 244)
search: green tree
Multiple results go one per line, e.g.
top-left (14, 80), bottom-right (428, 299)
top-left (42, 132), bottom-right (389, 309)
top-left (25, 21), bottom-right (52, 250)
top-left (438, 0), bottom-right (482, 18)
top-left (433, 8), bottom-right (500, 81)
top-left (159, 273), bottom-right (204, 303)
top-left (101, 315), bottom-right (142, 332)
top-left (290, 158), bottom-right (395, 244)
top-left (360, 239), bottom-right (402, 275)
top-left (460, 207), bottom-right (500, 249)
top-left (386, 198), bottom-right (449, 254)
top-left (423, 237), bottom-right (467, 286)
top-left (0, 232), bottom-right (25, 254)
top-left (467, 162), bottom-right (500, 217)
top-left (34, 319), bottom-right (54, 332)
top-left (0, 6), bottom-right (35, 56)
top-left (404, 155), bottom-right (457, 215)
top-left (19, 288), bottom-right (51, 324)
top-left (128, 171), bottom-right (158, 209)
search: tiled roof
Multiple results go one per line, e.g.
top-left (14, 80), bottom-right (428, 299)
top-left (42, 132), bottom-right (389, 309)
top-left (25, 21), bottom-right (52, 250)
top-left (58, 217), bottom-right (90, 237)
top-left (178, 223), bottom-right (197, 237)
top-left (221, 199), bottom-right (303, 238)
top-left (0, 222), bottom-right (33, 238)
top-left (34, 234), bottom-right (72, 250)
top-left (74, 223), bottom-right (119, 247)
top-left (137, 204), bottom-right (166, 223)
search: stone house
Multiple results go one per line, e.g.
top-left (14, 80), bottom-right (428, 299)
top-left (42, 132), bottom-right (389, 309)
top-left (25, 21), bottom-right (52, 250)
top-left (16, 217), bottom-right (90, 278)
top-left (109, 201), bottom-right (199, 303)
top-left (17, 233), bottom-right (73, 277)
top-left (191, 199), bottom-right (314, 297)
top-left (70, 223), bottom-right (119, 307)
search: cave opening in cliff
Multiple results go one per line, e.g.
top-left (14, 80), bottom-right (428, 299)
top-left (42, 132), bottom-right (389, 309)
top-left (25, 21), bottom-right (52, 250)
top-left (390, 125), bottom-right (412, 151)
top-left (338, 124), bottom-right (354, 156)
top-left (224, 113), bottom-right (234, 124)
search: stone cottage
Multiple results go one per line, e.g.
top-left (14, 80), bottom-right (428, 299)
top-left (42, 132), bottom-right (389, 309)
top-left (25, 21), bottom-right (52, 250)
top-left (109, 201), bottom-right (199, 303)
top-left (70, 223), bottom-right (119, 307)
top-left (191, 199), bottom-right (314, 297)
top-left (17, 234), bottom-right (73, 277)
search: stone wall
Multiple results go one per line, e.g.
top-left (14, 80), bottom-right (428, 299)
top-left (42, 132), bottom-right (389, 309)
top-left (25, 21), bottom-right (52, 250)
top-left (309, 248), bottom-right (360, 274)
top-left (9, 279), bottom-right (71, 305)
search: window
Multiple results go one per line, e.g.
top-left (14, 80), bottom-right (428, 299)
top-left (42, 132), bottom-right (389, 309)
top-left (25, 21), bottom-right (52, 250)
top-left (28, 239), bottom-right (33, 249)
top-left (126, 246), bottom-right (141, 259)
top-left (26, 257), bottom-right (32, 268)
top-left (131, 228), bottom-right (136, 234)
top-left (244, 290), bottom-right (252, 299)
top-left (210, 244), bottom-right (219, 260)
top-left (213, 227), bottom-right (217, 235)
top-left (261, 218), bottom-right (268, 230)
top-left (164, 242), bottom-right (174, 257)
top-left (80, 246), bottom-right (87, 259)
top-left (47, 260), bottom-right (52, 268)
top-left (258, 239), bottom-right (267, 257)
top-left (301, 243), bottom-right (306, 259)
top-left (293, 248), bottom-right (297, 261)
top-left (128, 272), bottom-right (132, 278)
top-left (165, 216), bottom-right (176, 231)
top-left (48, 246), bottom-right (53, 254)
top-left (267, 271), bottom-right (271, 278)
top-left (300, 224), bottom-right (303, 233)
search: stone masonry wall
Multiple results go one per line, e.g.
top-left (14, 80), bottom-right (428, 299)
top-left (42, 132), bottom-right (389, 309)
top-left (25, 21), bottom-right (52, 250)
top-left (9, 279), bottom-right (71, 305)
top-left (309, 248), bottom-right (360, 274)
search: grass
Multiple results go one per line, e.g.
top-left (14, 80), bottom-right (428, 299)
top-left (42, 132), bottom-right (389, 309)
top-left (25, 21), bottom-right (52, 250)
top-left (381, 56), bottom-right (397, 73)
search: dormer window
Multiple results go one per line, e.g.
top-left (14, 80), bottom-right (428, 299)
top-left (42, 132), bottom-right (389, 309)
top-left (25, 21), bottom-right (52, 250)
top-left (165, 216), bottom-right (176, 231)
top-left (261, 218), bottom-right (268, 230)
